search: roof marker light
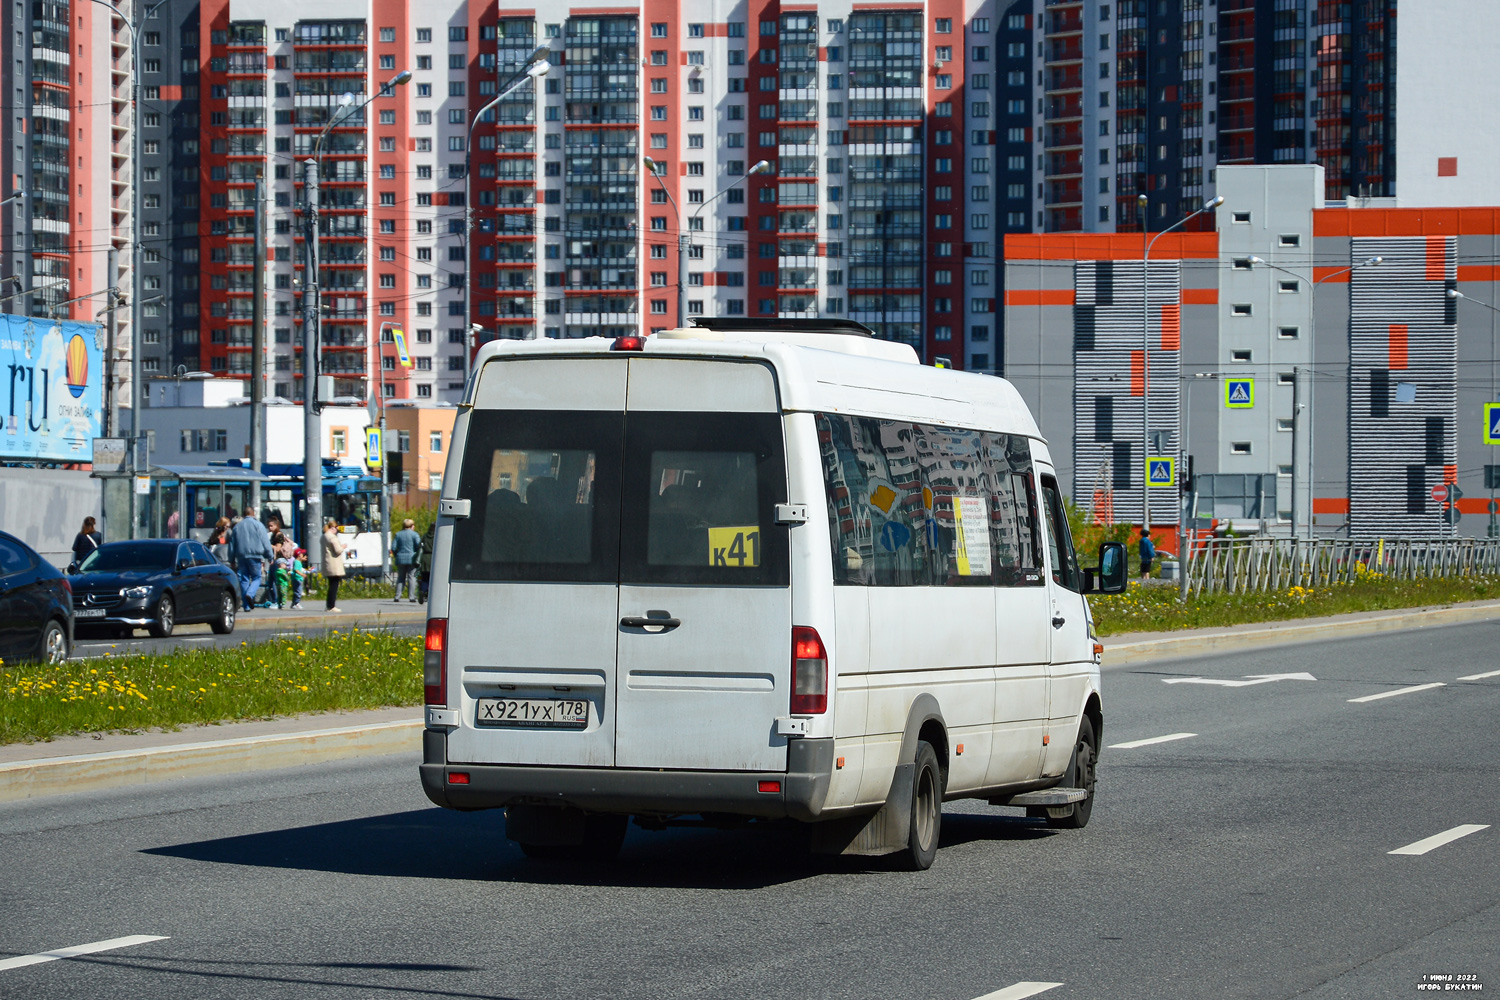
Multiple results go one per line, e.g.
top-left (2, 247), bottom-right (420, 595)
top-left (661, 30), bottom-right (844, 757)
top-left (612, 335), bottom-right (645, 351)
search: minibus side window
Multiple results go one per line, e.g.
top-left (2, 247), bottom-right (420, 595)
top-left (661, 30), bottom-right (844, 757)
top-left (1039, 474), bottom-right (1081, 592)
top-left (917, 425), bottom-right (994, 586)
top-left (982, 433), bottom-right (1044, 586)
top-left (449, 410), bottom-right (622, 583)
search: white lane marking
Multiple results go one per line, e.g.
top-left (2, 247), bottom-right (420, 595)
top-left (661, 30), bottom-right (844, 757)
top-left (972, 984), bottom-right (1064, 1000)
top-left (1457, 668), bottom-right (1500, 681)
top-left (1162, 672), bottom-right (1316, 688)
top-left (0, 935), bottom-right (168, 973)
top-left (1348, 682), bottom-right (1446, 704)
top-left (1109, 732), bottom-right (1198, 749)
top-left (1389, 824), bottom-right (1490, 856)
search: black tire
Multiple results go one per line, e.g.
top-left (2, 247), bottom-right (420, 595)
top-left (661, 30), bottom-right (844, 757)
top-left (209, 590), bottom-right (237, 634)
top-left (1047, 715), bottom-right (1097, 830)
top-left (148, 593), bottom-right (176, 639)
top-left (37, 618), bottom-right (69, 664)
top-left (518, 813), bottom-right (627, 863)
top-left (901, 741), bottom-right (943, 871)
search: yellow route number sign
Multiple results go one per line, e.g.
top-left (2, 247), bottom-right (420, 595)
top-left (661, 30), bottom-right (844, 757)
top-left (708, 525), bottom-right (761, 568)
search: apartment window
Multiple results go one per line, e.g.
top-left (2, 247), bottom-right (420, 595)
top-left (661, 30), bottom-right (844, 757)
top-left (1230, 442), bottom-right (1252, 456)
top-left (935, 17), bottom-right (951, 32)
top-left (1232, 304), bottom-right (1253, 317)
top-left (379, 26), bottom-right (395, 42)
top-left (651, 78), bottom-right (667, 94)
top-left (1231, 211), bottom-right (1251, 224)
top-left (651, 22), bottom-right (667, 37)
top-left (416, 84), bottom-right (431, 97)
top-left (417, 55), bottom-right (433, 70)
top-left (379, 110), bottom-right (395, 125)
top-left (449, 27), bottom-right (467, 40)
top-left (380, 54), bottom-right (395, 70)
top-left (1278, 280), bottom-right (1300, 294)
top-left (687, 51), bottom-right (704, 65)
top-left (651, 134), bottom-right (667, 149)
top-left (651, 50), bottom-right (667, 66)
top-left (689, 23), bottom-right (704, 37)
top-left (1278, 327), bottom-right (1300, 340)
top-left (1231, 350), bottom-right (1253, 363)
top-left (936, 101), bottom-right (953, 117)
top-left (936, 74), bottom-right (952, 90)
top-left (1279, 234), bottom-right (1301, 247)
top-left (416, 28), bottom-right (431, 42)
top-left (936, 46), bottom-right (952, 62)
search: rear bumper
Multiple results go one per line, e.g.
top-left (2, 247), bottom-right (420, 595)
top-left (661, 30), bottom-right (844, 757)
top-left (419, 731), bottom-right (835, 822)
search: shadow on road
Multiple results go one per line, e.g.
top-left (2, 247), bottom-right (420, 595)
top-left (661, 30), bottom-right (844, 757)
top-left (145, 804), bottom-right (1059, 888)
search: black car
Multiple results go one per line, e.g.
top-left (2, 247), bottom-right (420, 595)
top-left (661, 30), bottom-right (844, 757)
top-left (71, 539), bottom-right (239, 638)
top-left (0, 530), bottom-right (72, 663)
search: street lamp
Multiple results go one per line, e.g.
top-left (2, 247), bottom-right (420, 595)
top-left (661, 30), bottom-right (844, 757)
top-left (1141, 193), bottom-right (1223, 539)
top-left (645, 158), bottom-right (771, 328)
top-left (1250, 254), bottom-right (1382, 539)
top-left (90, 0), bottom-right (169, 538)
top-left (301, 67), bottom-right (409, 572)
top-left (463, 46), bottom-right (550, 375)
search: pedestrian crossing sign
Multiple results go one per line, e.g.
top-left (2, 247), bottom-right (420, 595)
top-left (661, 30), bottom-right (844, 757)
top-left (1147, 456), bottom-right (1176, 488)
top-left (1225, 378), bottom-right (1255, 408)
top-left (1485, 402), bottom-right (1500, 445)
top-left (366, 427), bottom-right (382, 469)
top-left (392, 326), bottom-right (412, 368)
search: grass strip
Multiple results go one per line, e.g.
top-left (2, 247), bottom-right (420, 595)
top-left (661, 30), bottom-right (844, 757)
top-left (1, 627), bottom-right (421, 746)
top-left (1090, 573), bottom-right (1500, 636)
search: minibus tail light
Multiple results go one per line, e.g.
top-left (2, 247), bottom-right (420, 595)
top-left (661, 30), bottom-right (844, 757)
top-left (424, 618), bottom-right (447, 707)
top-left (790, 626), bottom-right (827, 715)
top-left (611, 335), bottom-right (645, 351)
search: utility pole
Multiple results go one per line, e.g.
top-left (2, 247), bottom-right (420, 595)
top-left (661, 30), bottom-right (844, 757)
top-left (104, 247), bottom-right (118, 437)
top-left (249, 173), bottom-right (266, 510)
top-left (301, 157), bottom-right (323, 571)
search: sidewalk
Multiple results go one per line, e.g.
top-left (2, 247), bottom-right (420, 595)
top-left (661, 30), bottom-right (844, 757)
top-left (5, 596), bottom-right (1499, 803)
top-left (225, 597), bottom-right (427, 630)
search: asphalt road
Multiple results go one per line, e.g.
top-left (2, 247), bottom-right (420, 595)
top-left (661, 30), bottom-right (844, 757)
top-left (2, 620), bottom-right (1497, 999)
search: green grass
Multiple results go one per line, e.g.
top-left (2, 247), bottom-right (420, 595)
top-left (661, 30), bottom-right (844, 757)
top-left (0, 628), bottom-right (422, 746)
top-left (303, 574), bottom-right (398, 600)
top-left (1090, 574), bottom-right (1500, 636)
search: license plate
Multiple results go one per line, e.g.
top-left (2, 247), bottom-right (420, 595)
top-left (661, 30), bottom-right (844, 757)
top-left (75, 608), bottom-right (107, 618)
top-left (476, 697), bottom-right (589, 729)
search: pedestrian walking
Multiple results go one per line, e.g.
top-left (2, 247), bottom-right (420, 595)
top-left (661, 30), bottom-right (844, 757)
top-left (390, 518), bottom-right (422, 602)
top-left (71, 516), bottom-right (102, 569)
top-left (322, 517), bottom-right (347, 612)
top-left (227, 506), bottom-right (275, 611)
top-left (417, 521), bottom-right (435, 604)
top-left (1138, 527), bottom-right (1156, 582)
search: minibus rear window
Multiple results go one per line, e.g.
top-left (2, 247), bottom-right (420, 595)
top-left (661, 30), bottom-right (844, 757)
top-left (621, 411), bottom-right (790, 587)
top-left (449, 410), bottom-right (622, 583)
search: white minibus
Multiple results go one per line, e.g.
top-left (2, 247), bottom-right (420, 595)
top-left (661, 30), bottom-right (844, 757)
top-left (420, 319), bottom-right (1126, 869)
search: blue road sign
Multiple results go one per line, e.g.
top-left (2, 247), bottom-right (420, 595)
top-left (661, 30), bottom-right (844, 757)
top-left (1485, 402), bottom-right (1500, 445)
top-left (878, 521), bottom-right (912, 552)
top-left (1147, 456), bottom-right (1176, 489)
top-left (1225, 378), bottom-right (1255, 408)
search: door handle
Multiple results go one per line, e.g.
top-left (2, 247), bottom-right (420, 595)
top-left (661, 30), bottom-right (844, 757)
top-left (1051, 615), bottom-right (1066, 629)
top-left (620, 615), bottom-right (681, 631)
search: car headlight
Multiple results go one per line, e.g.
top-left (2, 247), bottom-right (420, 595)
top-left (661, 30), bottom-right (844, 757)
top-left (122, 586), bottom-right (152, 599)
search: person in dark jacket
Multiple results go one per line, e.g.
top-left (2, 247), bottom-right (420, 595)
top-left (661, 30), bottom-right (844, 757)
top-left (1139, 527), bottom-right (1156, 581)
top-left (417, 521), bottom-right (435, 604)
top-left (71, 517), bottom-right (102, 568)
top-left (228, 507), bottom-right (276, 611)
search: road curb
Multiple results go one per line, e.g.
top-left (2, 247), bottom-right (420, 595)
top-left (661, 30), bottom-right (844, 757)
top-left (1102, 600), bottom-right (1500, 668)
top-left (0, 719), bottom-right (421, 804)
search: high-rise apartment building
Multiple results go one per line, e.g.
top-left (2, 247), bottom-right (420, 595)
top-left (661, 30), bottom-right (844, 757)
top-left (17, 0), bottom-right (1499, 412)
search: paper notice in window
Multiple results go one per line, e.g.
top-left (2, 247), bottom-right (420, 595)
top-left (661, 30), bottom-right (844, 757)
top-left (952, 495), bottom-right (991, 577)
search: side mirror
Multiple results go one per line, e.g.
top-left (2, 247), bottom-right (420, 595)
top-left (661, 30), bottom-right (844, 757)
top-left (1091, 541), bottom-right (1127, 594)
top-left (176, 559), bottom-right (191, 573)
top-left (67, 562), bottom-right (78, 575)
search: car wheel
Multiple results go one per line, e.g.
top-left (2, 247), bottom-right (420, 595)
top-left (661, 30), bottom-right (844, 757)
top-left (1046, 715), bottom-right (1097, 830)
top-left (38, 619), bottom-right (69, 664)
top-left (209, 590), bottom-right (236, 634)
top-left (148, 593), bottom-right (175, 639)
top-left (900, 740), bottom-right (943, 871)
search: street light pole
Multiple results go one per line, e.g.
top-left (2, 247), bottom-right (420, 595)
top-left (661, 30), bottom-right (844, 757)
top-left (463, 47), bottom-right (550, 376)
top-left (1251, 254), bottom-right (1382, 539)
top-left (644, 159), bottom-right (772, 328)
top-left (1141, 193), bottom-right (1223, 542)
top-left (301, 70), bottom-right (410, 571)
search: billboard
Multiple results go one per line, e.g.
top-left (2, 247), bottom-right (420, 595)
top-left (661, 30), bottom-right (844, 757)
top-left (1, 312), bottom-right (105, 462)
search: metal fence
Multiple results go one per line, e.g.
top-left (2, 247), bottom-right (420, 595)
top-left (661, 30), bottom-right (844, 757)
top-left (1180, 536), bottom-right (1500, 597)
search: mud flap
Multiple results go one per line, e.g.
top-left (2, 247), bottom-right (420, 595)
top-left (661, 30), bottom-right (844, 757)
top-left (808, 762), bottom-right (914, 857)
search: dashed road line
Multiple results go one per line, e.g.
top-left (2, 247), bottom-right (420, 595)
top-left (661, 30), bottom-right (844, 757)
top-left (0, 935), bottom-right (168, 973)
top-left (972, 984), bottom-right (1064, 1000)
top-left (1457, 668), bottom-right (1500, 681)
top-left (1389, 824), bottom-right (1489, 856)
top-left (1108, 732), bottom-right (1197, 750)
top-left (1348, 682), bottom-right (1446, 704)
